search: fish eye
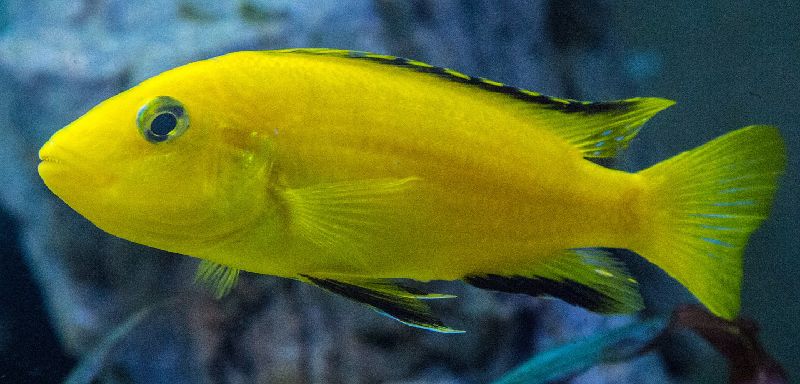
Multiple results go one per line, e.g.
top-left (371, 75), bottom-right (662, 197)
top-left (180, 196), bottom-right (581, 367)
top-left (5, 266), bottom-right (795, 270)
top-left (136, 96), bottom-right (189, 143)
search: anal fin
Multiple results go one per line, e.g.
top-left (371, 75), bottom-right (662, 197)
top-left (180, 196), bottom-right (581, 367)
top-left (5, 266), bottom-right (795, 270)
top-left (301, 275), bottom-right (463, 333)
top-left (465, 249), bottom-right (643, 313)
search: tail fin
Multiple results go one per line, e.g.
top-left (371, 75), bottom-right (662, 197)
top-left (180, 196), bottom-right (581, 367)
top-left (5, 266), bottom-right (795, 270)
top-left (636, 125), bottom-right (786, 319)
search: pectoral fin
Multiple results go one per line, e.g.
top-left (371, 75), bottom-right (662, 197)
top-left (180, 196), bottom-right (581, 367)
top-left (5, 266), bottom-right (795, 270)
top-left (301, 275), bottom-right (463, 333)
top-left (465, 249), bottom-right (643, 313)
top-left (278, 177), bottom-right (419, 252)
top-left (194, 260), bottom-right (241, 299)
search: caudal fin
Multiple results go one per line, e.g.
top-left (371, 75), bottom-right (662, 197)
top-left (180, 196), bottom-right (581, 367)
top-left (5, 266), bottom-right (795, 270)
top-left (636, 125), bottom-right (786, 319)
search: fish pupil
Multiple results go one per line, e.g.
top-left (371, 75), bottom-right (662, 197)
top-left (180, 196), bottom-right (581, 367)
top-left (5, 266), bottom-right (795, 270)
top-left (150, 113), bottom-right (177, 137)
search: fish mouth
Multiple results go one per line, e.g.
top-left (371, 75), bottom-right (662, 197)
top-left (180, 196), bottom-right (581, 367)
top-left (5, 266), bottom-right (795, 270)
top-left (37, 139), bottom-right (113, 189)
top-left (37, 140), bottom-right (69, 181)
top-left (37, 138), bottom-right (91, 170)
top-left (38, 139), bottom-right (63, 164)
top-left (39, 156), bottom-right (60, 163)
top-left (37, 138), bottom-right (119, 225)
top-left (38, 140), bottom-right (61, 173)
top-left (38, 154), bottom-right (63, 168)
top-left (38, 144), bottom-right (71, 203)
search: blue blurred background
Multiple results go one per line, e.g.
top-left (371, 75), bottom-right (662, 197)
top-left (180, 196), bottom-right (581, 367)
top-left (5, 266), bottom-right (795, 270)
top-left (0, 1), bottom-right (796, 383)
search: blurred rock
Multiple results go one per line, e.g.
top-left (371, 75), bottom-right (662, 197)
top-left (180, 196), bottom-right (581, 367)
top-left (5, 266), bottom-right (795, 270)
top-left (0, 0), bottom-right (671, 383)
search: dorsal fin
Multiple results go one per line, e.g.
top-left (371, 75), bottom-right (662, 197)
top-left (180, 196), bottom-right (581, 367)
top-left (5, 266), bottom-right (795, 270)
top-left (271, 48), bottom-right (674, 158)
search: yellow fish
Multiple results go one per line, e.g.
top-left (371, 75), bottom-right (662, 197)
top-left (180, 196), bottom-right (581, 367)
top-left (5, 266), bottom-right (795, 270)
top-left (38, 49), bottom-right (786, 332)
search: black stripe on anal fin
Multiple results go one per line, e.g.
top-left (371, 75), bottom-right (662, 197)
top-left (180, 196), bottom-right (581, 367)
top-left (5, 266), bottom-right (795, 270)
top-left (464, 274), bottom-right (626, 314)
top-left (301, 275), bottom-right (463, 333)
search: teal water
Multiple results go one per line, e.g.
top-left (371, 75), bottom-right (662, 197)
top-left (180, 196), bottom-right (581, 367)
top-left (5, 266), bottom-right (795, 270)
top-left (614, 2), bottom-right (800, 380)
top-left (0, 1), bottom-right (796, 383)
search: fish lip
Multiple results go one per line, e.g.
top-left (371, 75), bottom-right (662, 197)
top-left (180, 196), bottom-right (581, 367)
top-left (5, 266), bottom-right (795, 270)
top-left (38, 140), bottom-right (62, 164)
top-left (38, 155), bottom-right (62, 164)
top-left (37, 139), bottom-right (79, 180)
top-left (38, 139), bottom-right (118, 189)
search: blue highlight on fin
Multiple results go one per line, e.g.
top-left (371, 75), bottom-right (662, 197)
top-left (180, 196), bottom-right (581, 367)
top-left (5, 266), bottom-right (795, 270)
top-left (718, 187), bottom-right (747, 194)
top-left (699, 224), bottom-right (735, 231)
top-left (375, 310), bottom-right (465, 334)
top-left (700, 237), bottom-right (735, 248)
top-left (712, 200), bottom-right (755, 207)
top-left (689, 213), bottom-right (736, 219)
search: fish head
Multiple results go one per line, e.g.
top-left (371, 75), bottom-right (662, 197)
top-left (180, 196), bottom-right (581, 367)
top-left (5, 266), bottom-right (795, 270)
top-left (38, 66), bottom-right (273, 254)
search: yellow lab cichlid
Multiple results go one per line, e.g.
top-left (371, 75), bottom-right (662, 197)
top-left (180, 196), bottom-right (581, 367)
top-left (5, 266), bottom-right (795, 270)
top-left (38, 49), bottom-right (786, 332)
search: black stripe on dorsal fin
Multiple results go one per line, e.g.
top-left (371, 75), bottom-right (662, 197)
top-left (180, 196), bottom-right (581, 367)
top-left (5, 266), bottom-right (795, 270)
top-left (271, 48), bottom-right (674, 158)
top-left (275, 48), bottom-right (628, 115)
top-left (464, 249), bottom-right (643, 314)
top-left (301, 275), bottom-right (463, 333)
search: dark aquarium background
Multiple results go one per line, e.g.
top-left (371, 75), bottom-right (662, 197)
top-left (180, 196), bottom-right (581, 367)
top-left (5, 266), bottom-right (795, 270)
top-left (0, 1), bottom-right (796, 383)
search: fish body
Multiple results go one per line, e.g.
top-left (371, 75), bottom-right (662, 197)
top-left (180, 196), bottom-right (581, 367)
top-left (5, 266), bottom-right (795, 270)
top-left (39, 49), bottom-right (786, 332)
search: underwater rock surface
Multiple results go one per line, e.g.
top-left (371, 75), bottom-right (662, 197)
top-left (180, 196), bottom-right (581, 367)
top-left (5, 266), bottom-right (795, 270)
top-left (0, 1), bottom-right (674, 383)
